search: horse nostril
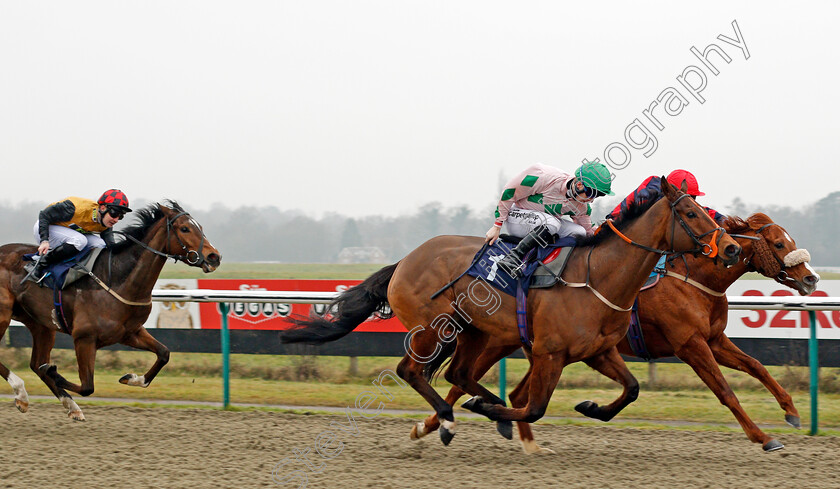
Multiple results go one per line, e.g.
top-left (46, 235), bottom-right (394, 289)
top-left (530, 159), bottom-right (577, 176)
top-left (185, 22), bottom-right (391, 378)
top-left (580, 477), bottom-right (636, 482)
top-left (724, 244), bottom-right (740, 258)
top-left (208, 253), bottom-right (221, 266)
top-left (804, 275), bottom-right (818, 285)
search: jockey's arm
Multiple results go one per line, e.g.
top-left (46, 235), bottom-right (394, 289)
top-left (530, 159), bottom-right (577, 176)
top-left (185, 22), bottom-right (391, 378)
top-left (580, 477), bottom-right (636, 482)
top-left (38, 200), bottom-right (76, 243)
top-left (101, 228), bottom-right (117, 247)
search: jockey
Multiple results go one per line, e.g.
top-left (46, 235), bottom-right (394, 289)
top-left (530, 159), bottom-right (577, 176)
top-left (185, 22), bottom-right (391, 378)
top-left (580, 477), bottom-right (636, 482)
top-left (31, 189), bottom-right (132, 279)
top-left (608, 169), bottom-right (726, 224)
top-left (486, 160), bottom-right (614, 277)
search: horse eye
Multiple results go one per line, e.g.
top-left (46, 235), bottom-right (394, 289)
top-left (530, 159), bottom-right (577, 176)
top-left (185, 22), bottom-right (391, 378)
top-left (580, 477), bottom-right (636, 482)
top-left (686, 211), bottom-right (696, 218)
top-left (180, 226), bottom-right (190, 233)
top-left (774, 242), bottom-right (784, 249)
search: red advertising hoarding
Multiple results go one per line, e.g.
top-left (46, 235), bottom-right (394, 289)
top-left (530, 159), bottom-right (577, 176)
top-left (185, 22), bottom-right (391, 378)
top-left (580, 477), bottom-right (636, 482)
top-left (195, 279), bottom-right (407, 332)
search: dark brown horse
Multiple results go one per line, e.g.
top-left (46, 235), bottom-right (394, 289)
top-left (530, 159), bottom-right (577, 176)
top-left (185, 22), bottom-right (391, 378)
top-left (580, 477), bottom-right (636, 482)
top-left (0, 202), bottom-right (221, 420)
top-left (413, 212), bottom-right (818, 452)
top-left (281, 180), bottom-right (741, 444)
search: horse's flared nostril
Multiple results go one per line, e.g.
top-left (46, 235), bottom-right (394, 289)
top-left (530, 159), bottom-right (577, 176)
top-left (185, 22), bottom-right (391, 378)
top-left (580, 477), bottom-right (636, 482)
top-left (208, 253), bottom-right (221, 267)
top-left (804, 275), bottom-right (819, 286)
top-left (724, 244), bottom-right (741, 259)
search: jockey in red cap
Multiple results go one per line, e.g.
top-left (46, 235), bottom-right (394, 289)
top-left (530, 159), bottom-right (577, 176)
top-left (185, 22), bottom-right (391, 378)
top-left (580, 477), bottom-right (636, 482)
top-left (608, 170), bottom-right (725, 223)
top-left (30, 189), bottom-right (132, 280)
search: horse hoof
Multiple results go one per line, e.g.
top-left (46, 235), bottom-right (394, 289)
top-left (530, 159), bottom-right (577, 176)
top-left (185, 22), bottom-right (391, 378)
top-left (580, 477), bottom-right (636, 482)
top-left (785, 414), bottom-right (801, 429)
top-left (574, 400), bottom-right (597, 417)
top-left (496, 420), bottom-right (513, 440)
top-left (119, 373), bottom-right (148, 387)
top-left (410, 422), bottom-right (427, 441)
top-left (763, 440), bottom-right (784, 452)
top-left (14, 400), bottom-right (29, 413)
top-left (439, 427), bottom-right (455, 446)
top-left (521, 438), bottom-right (557, 455)
top-left (461, 396), bottom-right (483, 413)
top-left (68, 411), bottom-right (86, 422)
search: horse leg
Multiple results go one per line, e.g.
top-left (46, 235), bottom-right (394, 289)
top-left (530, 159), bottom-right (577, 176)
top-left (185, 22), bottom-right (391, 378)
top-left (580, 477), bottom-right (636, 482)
top-left (504, 363), bottom-right (554, 455)
top-left (443, 330), bottom-right (519, 440)
top-left (676, 335), bottom-right (783, 452)
top-left (28, 326), bottom-right (85, 421)
top-left (396, 335), bottom-right (462, 446)
top-left (118, 328), bottom-right (170, 387)
top-left (710, 334), bottom-right (801, 429)
top-left (0, 295), bottom-right (29, 412)
top-left (463, 352), bottom-right (565, 423)
top-left (413, 342), bottom-right (519, 441)
top-left (574, 346), bottom-right (640, 421)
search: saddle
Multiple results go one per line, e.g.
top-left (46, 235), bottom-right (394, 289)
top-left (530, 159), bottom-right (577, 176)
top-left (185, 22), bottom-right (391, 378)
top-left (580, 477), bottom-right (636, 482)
top-left (23, 247), bottom-right (103, 289)
top-left (466, 235), bottom-right (578, 298)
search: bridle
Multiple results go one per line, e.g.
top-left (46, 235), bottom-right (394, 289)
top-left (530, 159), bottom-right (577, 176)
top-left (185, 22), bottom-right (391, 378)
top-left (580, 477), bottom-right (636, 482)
top-left (604, 194), bottom-right (726, 259)
top-left (120, 211), bottom-right (210, 268)
top-left (731, 222), bottom-right (800, 282)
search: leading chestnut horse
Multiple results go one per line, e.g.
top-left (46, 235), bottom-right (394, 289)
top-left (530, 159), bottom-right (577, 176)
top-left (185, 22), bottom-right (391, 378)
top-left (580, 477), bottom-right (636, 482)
top-left (414, 212), bottom-right (818, 452)
top-left (0, 201), bottom-right (221, 420)
top-left (282, 179), bottom-right (741, 443)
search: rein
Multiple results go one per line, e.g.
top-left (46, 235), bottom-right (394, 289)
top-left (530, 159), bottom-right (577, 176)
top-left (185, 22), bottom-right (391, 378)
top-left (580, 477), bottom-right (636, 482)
top-left (581, 194), bottom-right (729, 310)
top-left (119, 211), bottom-right (210, 267)
top-left (85, 209), bottom-right (211, 307)
top-left (605, 194), bottom-right (725, 259)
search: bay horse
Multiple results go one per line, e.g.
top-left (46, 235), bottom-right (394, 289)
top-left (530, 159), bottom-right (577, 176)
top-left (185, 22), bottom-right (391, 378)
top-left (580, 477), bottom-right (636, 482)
top-left (0, 201), bottom-right (221, 420)
top-left (281, 179), bottom-right (741, 444)
top-left (413, 212), bottom-right (818, 452)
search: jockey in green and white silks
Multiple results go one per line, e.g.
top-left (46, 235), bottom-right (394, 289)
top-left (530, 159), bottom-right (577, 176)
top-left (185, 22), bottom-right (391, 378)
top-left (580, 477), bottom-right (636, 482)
top-left (486, 161), bottom-right (614, 277)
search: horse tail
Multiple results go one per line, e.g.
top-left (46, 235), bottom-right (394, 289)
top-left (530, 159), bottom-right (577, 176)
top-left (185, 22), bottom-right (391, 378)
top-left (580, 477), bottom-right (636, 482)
top-left (422, 339), bottom-right (457, 382)
top-left (280, 263), bottom-right (399, 344)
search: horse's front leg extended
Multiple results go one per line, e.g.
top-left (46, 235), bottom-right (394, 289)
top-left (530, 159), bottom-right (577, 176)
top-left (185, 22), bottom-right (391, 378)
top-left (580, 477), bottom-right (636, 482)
top-left (119, 327), bottom-right (170, 388)
top-left (574, 346), bottom-right (640, 421)
top-left (710, 334), bottom-right (801, 429)
top-left (677, 334), bottom-right (783, 452)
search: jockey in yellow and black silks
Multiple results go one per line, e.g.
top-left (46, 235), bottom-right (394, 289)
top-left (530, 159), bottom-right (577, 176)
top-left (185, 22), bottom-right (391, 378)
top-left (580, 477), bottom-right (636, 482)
top-left (31, 189), bottom-right (132, 279)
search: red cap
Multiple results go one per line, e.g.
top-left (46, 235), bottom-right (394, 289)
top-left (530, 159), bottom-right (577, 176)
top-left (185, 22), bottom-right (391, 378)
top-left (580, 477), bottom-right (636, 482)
top-left (666, 169), bottom-right (705, 196)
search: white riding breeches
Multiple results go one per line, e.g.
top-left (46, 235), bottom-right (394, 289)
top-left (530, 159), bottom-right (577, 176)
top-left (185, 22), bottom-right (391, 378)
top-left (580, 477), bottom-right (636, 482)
top-left (504, 207), bottom-right (587, 239)
top-left (33, 221), bottom-right (106, 251)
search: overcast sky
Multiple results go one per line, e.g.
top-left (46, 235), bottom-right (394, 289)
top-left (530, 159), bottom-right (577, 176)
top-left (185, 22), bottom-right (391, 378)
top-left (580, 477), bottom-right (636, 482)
top-left (1, 1), bottom-right (836, 219)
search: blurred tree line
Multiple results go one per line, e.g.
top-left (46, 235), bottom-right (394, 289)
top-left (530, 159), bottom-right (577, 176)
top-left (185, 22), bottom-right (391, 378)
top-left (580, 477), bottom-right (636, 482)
top-left (0, 192), bottom-right (836, 264)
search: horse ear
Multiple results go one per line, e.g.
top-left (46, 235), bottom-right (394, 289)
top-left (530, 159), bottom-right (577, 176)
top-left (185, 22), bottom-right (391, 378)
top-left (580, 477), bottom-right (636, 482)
top-left (661, 175), bottom-right (677, 200)
top-left (158, 202), bottom-right (175, 217)
top-left (679, 179), bottom-right (689, 193)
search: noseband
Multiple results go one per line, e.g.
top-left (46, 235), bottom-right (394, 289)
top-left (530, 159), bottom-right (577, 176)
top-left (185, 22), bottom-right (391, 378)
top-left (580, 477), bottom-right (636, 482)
top-left (732, 222), bottom-right (809, 281)
top-left (122, 211), bottom-right (210, 267)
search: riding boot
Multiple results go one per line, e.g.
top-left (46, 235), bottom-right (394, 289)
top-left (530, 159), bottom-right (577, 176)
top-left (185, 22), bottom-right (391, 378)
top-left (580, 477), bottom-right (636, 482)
top-left (32, 243), bottom-right (79, 281)
top-left (496, 225), bottom-right (555, 278)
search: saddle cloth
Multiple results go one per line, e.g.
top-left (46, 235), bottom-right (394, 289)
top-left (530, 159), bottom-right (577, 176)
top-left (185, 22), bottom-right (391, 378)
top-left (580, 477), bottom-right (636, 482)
top-left (465, 236), bottom-right (578, 297)
top-left (23, 247), bottom-right (103, 289)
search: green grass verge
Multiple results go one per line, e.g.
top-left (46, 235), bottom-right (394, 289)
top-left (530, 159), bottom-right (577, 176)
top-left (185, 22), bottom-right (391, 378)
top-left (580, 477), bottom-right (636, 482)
top-left (3, 347), bottom-right (840, 429)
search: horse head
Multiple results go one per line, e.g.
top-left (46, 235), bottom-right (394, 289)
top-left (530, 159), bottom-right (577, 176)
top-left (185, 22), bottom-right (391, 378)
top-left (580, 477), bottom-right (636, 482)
top-left (157, 203), bottom-right (222, 272)
top-left (661, 177), bottom-right (741, 266)
top-left (731, 213), bottom-right (819, 296)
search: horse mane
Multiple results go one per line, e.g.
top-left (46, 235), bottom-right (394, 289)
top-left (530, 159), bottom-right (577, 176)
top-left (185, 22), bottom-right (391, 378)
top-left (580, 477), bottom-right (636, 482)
top-left (575, 195), bottom-right (660, 247)
top-left (722, 212), bottom-right (773, 234)
top-left (109, 200), bottom-right (185, 252)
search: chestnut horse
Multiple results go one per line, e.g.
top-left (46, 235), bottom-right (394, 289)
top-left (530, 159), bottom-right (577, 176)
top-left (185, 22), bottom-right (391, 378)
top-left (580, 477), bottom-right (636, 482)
top-left (282, 180), bottom-right (741, 444)
top-left (0, 202), bottom-right (221, 420)
top-left (414, 212), bottom-right (818, 452)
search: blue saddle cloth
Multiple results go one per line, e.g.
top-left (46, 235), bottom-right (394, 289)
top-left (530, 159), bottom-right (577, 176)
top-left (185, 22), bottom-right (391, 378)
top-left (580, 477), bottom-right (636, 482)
top-left (24, 247), bottom-right (94, 290)
top-left (465, 237), bottom-right (578, 297)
